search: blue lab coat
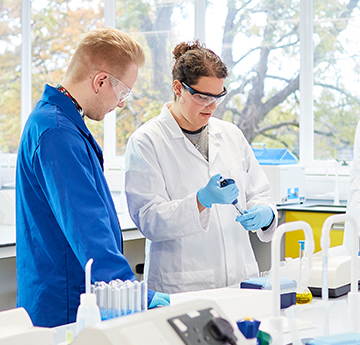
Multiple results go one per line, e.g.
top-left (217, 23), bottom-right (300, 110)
top-left (16, 85), bottom-right (142, 327)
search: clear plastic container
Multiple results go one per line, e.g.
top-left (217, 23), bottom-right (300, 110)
top-left (76, 293), bottom-right (101, 336)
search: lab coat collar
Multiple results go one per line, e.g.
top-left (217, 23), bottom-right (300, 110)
top-left (160, 102), bottom-right (224, 137)
top-left (42, 84), bottom-right (91, 137)
top-left (160, 102), bottom-right (222, 162)
top-left (42, 84), bottom-right (104, 169)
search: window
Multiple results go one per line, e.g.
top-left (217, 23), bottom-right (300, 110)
top-left (313, 0), bottom-right (360, 162)
top-left (0, 0), bottom-right (22, 154)
top-left (1, 0), bottom-right (360, 197)
top-left (111, 0), bottom-right (195, 158)
top-left (203, 0), bottom-right (360, 166)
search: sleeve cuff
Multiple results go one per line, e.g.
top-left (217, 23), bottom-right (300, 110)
top-left (261, 213), bottom-right (275, 231)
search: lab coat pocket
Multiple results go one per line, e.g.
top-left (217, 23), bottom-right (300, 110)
top-left (161, 269), bottom-right (216, 293)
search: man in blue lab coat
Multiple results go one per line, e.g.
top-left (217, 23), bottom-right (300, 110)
top-left (16, 28), bottom-right (169, 328)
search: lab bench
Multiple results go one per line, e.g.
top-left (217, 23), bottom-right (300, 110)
top-left (0, 188), bottom-right (348, 315)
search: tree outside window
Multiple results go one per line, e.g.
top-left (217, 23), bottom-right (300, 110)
top-left (1, 0), bottom-right (359, 164)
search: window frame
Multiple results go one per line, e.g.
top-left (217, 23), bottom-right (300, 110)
top-left (16, 0), bottom-right (352, 199)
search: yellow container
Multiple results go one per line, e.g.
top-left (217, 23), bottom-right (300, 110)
top-left (285, 211), bottom-right (344, 258)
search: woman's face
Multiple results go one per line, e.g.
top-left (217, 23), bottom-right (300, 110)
top-left (172, 76), bottom-right (225, 131)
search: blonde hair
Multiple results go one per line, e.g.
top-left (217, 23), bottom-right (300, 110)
top-left (66, 28), bottom-right (145, 82)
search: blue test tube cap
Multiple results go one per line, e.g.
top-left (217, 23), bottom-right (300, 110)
top-left (298, 240), bottom-right (305, 250)
top-left (236, 318), bottom-right (261, 339)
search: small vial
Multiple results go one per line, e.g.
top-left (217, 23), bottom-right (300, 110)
top-left (94, 281), bottom-right (106, 320)
top-left (120, 284), bottom-right (128, 315)
top-left (140, 280), bottom-right (148, 311)
top-left (65, 325), bottom-right (73, 344)
top-left (133, 281), bottom-right (141, 313)
top-left (124, 280), bottom-right (134, 314)
top-left (109, 280), bottom-right (120, 319)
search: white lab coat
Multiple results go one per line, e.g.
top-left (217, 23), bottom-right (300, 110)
top-left (345, 120), bottom-right (360, 252)
top-left (125, 103), bottom-right (278, 294)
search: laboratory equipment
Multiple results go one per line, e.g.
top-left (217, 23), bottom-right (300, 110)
top-left (320, 214), bottom-right (360, 334)
top-left (307, 249), bottom-right (360, 298)
top-left (93, 279), bottom-right (147, 321)
top-left (252, 143), bottom-right (306, 205)
top-left (0, 307), bottom-right (55, 345)
top-left (171, 286), bottom-right (273, 322)
top-left (270, 220), bottom-right (315, 344)
top-left (283, 215), bottom-right (360, 344)
top-left (307, 214), bottom-right (360, 300)
top-left (76, 258), bottom-right (101, 336)
top-left (219, 178), bottom-right (243, 214)
top-left (240, 276), bottom-right (297, 309)
top-left (296, 240), bottom-right (313, 305)
top-left (71, 299), bottom-right (249, 345)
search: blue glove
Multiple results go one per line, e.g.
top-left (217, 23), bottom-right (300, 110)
top-left (236, 205), bottom-right (274, 231)
top-left (197, 174), bottom-right (239, 208)
top-left (148, 291), bottom-right (170, 309)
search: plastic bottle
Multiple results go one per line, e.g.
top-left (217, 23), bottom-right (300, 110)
top-left (76, 258), bottom-right (102, 336)
top-left (76, 293), bottom-right (102, 336)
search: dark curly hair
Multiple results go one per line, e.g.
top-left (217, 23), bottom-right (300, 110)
top-left (172, 40), bottom-right (228, 90)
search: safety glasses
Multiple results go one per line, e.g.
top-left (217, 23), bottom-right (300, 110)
top-left (108, 73), bottom-right (133, 103)
top-left (181, 82), bottom-right (227, 107)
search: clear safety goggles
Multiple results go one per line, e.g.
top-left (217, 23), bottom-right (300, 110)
top-left (181, 82), bottom-right (227, 107)
top-left (108, 73), bottom-right (133, 103)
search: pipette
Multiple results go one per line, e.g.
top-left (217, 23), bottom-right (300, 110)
top-left (219, 178), bottom-right (244, 215)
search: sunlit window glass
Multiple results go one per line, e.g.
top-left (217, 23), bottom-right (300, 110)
top-left (114, 0), bottom-right (195, 156)
top-left (313, 1), bottom-right (360, 161)
top-left (0, 0), bottom-right (22, 153)
top-left (205, 1), bottom-right (301, 159)
top-left (31, 0), bottom-right (104, 146)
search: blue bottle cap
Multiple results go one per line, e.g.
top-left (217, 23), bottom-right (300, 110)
top-left (236, 318), bottom-right (261, 339)
top-left (298, 240), bottom-right (305, 250)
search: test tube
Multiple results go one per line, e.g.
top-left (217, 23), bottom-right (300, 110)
top-left (124, 280), bottom-right (134, 314)
top-left (133, 281), bottom-right (141, 313)
top-left (120, 284), bottom-right (128, 315)
top-left (140, 280), bottom-right (148, 311)
top-left (94, 281), bottom-right (108, 320)
top-left (109, 280), bottom-right (120, 319)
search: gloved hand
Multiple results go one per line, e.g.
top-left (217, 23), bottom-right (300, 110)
top-left (197, 174), bottom-right (239, 208)
top-left (148, 291), bottom-right (170, 309)
top-left (236, 205), bottom-right (274, 231)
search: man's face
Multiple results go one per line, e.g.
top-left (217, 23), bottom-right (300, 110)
top-left (86, 63), bottom-right (139, 121)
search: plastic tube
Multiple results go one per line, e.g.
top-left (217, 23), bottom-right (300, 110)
top-left (85, 258), bottom-right (93, 294)
top-left (94, 281), bottom-right (110, 320)
top-left (120, 284), bottom-right (128, 315)
top-left (140, 280), bottom-right (148, 311)
top-left (124, 280), bottom-right (134, 314)
top-left (133, 281), bottom-right (141, 313)
top-left (109, 281), bottom-right (120, 318)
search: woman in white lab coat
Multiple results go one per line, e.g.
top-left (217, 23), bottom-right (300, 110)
top-left (125, 41), bottom-right (278, 294)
